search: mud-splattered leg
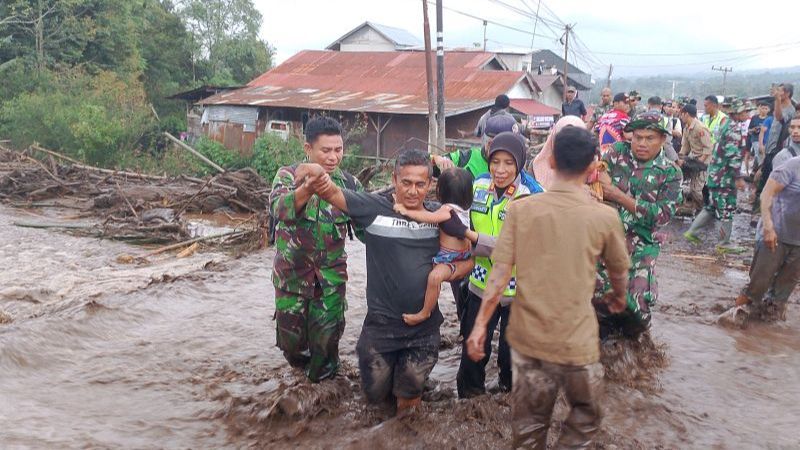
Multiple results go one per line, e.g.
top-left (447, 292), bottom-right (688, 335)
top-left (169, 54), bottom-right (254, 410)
top-left (306, 285), bottom-right (346, 382)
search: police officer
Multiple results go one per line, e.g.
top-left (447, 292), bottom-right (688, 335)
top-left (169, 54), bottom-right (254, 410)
top-left (268, 116), bottom-right (363, 382)
top-left (457, 132), bottom-right (543, 397)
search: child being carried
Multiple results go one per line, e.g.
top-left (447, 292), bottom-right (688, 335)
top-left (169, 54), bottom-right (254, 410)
top-left (394, 167), bottom-right (477, 326)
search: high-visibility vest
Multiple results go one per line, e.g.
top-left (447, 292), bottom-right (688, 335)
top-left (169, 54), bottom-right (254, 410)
top-left (468, 174), bottom-right (533, 297)
top-left (702, 111), bottom-right (728, 146)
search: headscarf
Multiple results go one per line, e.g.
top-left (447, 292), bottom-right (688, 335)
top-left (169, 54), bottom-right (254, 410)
top-left (529, 116), bottom-right (586, 190)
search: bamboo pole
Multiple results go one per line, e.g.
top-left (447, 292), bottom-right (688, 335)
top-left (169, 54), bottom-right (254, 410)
top-left (163, 132), bottom-right (225, 173)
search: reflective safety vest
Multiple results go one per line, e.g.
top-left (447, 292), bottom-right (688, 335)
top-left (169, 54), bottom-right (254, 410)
top-left (469, 174), bottom-right (534, 297)
top-left (448, 146), bottom-right (489, 179)
top-left (702, 111), bottom-right (728, 146)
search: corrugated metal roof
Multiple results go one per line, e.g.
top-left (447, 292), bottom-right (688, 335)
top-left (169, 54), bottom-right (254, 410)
top-left (203, 50), bottom-right (533, 116)
top-left (509, 99), bottom-right (561, 116)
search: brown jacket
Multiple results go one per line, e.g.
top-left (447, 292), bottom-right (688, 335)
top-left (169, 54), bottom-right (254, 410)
top-left (680, 118), bottom-right (712, 160)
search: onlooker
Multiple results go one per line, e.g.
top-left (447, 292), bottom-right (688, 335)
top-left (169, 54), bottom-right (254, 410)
top-left (678, 104), bottom-right (713, 210)
top-left (735, 155), bottom-right (800, 322)
top-left (756, 84), bottom-right (796, 206)
top-left (562, 86), bottom-right (587, 120)
top-left (530, 115), bottom-right (586, 190)
top-left (663, 100), bottom-right (683, 154)
top-left (587, 87), bottom-right (613, 131)
top-left (627, 90), bottom-right (644, 117)
top-left (702, 95), bottom-right (728, 148)
top-left (475, 94), bottom-right (513, 138)
top-left (466, 126), bottom-right (630, 448)
top-left (595, 92), bottom-right (631, 152)
top-left (748, 102), bottom-right (771, 170)
top-left (434, 114), bottom-right (519, 179)
top-left (771, 116), bottom-right (800, 169)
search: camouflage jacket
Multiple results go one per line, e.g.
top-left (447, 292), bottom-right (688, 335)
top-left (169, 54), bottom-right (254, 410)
top-left (269, 165), bottom-right (363, 297)
top-left (706, 117), bottom-right (742, 189)
top-left (591, 103), bottom-right (611, 124)
top-left (603, 142), bottom-right (683, 247)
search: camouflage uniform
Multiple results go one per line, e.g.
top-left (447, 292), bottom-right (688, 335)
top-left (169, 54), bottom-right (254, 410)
top-left (704, 116), bottom-right (742, 222)
top-left (593, 141), bottom-right (683, 337)
top-left (591, 103), bottom-right (611, 126)
top-left (269, 165), bottom-right (363, 382)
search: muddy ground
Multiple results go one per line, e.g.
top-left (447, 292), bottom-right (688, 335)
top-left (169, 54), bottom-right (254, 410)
top-left (0, 156), bottom-right (798, 448)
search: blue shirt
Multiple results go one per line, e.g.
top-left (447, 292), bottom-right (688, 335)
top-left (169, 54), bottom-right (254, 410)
top-left (762, 116), bottom-right (774, 148)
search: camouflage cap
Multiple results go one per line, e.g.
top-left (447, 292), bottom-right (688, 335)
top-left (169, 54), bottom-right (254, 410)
top-left (624, 110), bottom-right (670, 135)
top-left (728, 99), bottom-right (749, 114)
top-left (627, 90), bottom-right (641, 100)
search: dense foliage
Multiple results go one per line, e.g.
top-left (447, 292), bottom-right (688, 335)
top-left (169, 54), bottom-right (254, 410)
top-left (0, 0), bottom-right (273, 167)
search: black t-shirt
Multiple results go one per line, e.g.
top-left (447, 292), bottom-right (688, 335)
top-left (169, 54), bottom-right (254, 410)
top-left (747, 115), bottom-right (765, 147)
top-left (562, 99), bottom-right (587, 118)
top-left (343, 190), bottom-right (443, 351)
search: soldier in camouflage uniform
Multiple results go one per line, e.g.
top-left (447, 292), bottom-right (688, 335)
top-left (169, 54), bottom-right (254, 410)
top-left (593, 111), bottom-right (683, 338)
top-left (587, 87), bottom-right (613, 132)
top-left (269, 116), bottom-right (363, 382)
top-left (683, 100), bottom-right (749, 253)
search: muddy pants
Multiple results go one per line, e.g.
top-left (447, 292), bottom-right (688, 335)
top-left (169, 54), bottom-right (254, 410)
top-left (274, 283), bottom-right (346, 382)
top-left (686, 170), bottom-right (706, 209)
top-left (594, 243), bottom-right (659, 339)
top-left (356, 318), bottom-right (439, 402)
top-left (511, 349), bottom-right (604, 449)
top-left (741, 239), bottom-right (800, 319)
top-left (457, 291), bottom-right (511, 398)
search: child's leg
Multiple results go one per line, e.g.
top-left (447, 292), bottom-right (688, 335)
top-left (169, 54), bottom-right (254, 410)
top-left (403, 264), bottom-right (452, 326)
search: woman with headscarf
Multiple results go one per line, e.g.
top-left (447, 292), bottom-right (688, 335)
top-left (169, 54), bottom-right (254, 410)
top-left (529, 116), bottom-right (587, 190)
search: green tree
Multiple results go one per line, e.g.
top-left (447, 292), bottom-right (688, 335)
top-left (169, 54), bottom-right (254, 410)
top-left (179, 0), bottom-right (273, 84)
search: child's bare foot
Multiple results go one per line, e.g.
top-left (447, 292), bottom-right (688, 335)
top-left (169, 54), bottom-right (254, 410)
top-left (402, 311), bottom-right (430, 326)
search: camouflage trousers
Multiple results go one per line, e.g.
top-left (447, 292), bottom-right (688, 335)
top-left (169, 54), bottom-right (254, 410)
top-left (510, 349), bottom-right (604, 449)
top-left (686, 170), bottom-right (706, 209)
top-left (593, 244), bottom-right (659, 338)
top-left (274, 283), bottom-right (346, 382)
top-left (705, 187), bottom-right (737, 221)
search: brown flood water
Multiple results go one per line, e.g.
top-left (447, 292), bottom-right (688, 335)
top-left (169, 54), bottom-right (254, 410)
top-left (1, 204), bottom-right (798, 449)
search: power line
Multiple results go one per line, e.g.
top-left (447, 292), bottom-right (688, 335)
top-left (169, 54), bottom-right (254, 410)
top-left (588, 40), bottom-right (800, 57)
top-left (432, 2), bottom-right (557, 41)
top-left (611, 45), bottom-right (799, 68)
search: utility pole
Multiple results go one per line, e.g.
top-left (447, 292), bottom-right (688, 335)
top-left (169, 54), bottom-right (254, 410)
top-left (669, 80), bottom-right (679, 100)
top-left (482, 20), bottom-right (487, 51)
top-left (436, 0), bottom-right (445, 153)
top-left (528, 0), bottom-right (542, 73)
top-left (422, 0), bottom-right (437, 153)
top-left (562, 24), bottom-right (571, 102)
top-left (711, 66), bottom-right (733, 95)
top-left (605, 64), bottom-right (613, 88)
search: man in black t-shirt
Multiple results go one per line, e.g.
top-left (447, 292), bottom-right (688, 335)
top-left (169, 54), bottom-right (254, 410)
top-left (562, 86), bottom-right (587, 120)
top-left (302, 148), bottom-right (469, 413)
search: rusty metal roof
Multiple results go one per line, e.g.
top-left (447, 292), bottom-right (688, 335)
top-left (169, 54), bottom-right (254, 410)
top-left (202, 50), bottom-right (534, 117)
top-left (509, 99), bottom-right (561, 116)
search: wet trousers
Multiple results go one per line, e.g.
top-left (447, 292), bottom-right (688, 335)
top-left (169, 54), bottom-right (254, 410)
top-left (510, 349), bottom-right (604, 449)
top-left (594, 243), bottom-right (659, 339)
top-left (457, 290), bottom-right (511, 398)
top-left (274, 284), bottom-right (346, 382)
top-left (741, 239), bottom-right (800, 317)
top-left (686, 170), bottom-right (706, 209)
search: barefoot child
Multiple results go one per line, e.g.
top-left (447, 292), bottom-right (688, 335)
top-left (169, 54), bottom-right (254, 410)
top-left (394, 167), bottom-right (476, 325)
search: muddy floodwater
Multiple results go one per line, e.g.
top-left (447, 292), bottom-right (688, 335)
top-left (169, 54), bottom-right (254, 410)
top-left (1, 204), bottom-right (798, 449)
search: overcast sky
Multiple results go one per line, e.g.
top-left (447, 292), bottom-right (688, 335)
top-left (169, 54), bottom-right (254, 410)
top-left (257, 0), bottom-right (800, 78)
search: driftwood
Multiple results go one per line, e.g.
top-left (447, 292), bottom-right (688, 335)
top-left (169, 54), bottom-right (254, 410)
top-left (143, 229), bottom-right (249, 257)
top-left (164, 132), bottom-right (225, 173)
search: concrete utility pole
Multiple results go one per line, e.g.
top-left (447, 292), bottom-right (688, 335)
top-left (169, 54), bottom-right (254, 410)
top-left (422, 0), bottom-right (437, 153)
top-left (605, 64), bottom-right (613, 88)
top-left (482, 20), bottom-right (487, 51)
top-left (436, 0), bottom-right (445, 152)
top-left (712, 66), bottom-right (733, 95)
top-left (669, 80), bottom-right (679, 100)
top-left (562, 24), bottom-right (571, 102)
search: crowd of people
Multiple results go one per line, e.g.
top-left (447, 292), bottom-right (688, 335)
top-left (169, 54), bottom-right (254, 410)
top-left (265, 78), bottom-right (799, 447)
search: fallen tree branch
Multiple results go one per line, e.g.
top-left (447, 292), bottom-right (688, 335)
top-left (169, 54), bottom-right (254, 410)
top-left (164, 132), bottom-right (225, 173)
top-left (143, 229), bottom-right (249, 257)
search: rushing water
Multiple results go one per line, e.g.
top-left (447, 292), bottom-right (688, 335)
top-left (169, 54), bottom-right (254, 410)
top-left (1, 204), bottom-right (798, 449)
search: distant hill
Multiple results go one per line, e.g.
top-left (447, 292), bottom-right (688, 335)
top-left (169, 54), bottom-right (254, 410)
top-left (583, 68), bottom-right (800, 104)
